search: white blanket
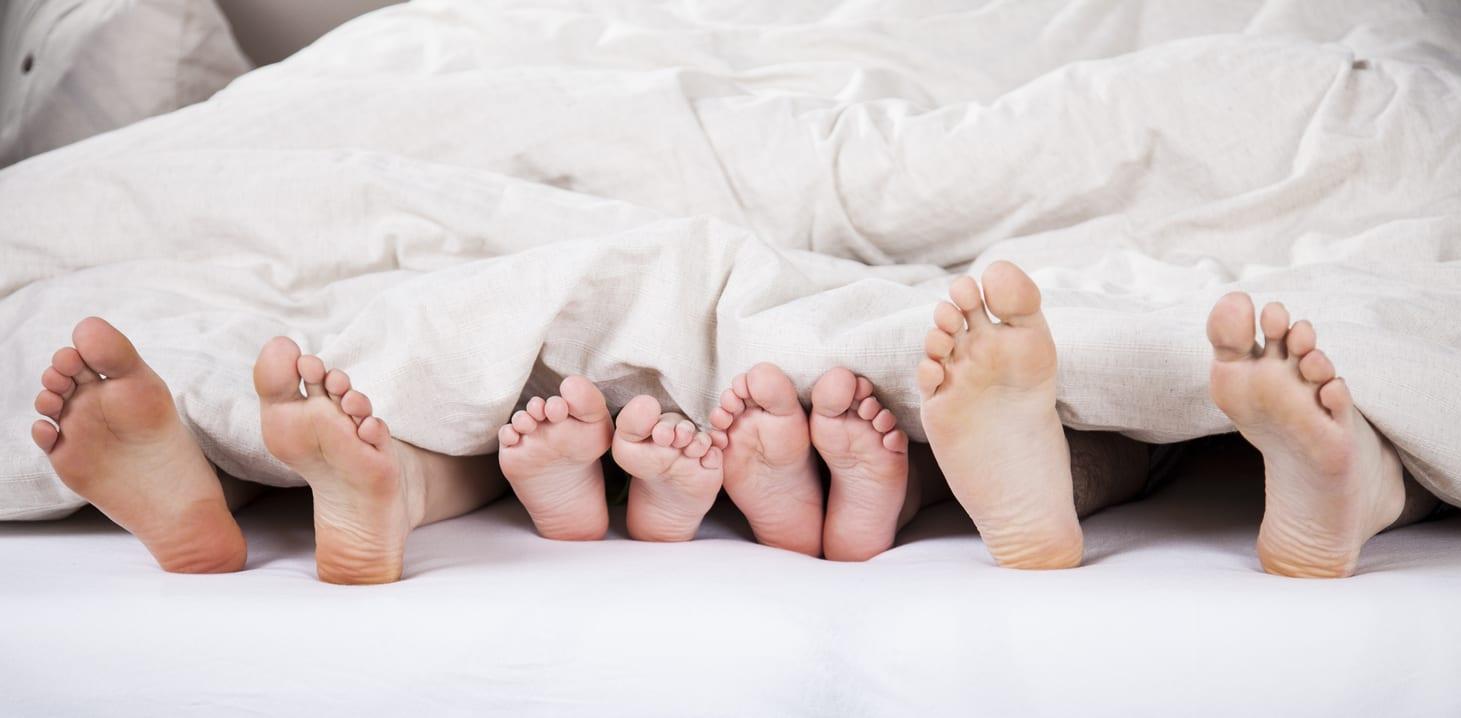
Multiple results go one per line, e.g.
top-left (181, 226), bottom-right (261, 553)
top-left (2, 0), bottom-right (1459, 519)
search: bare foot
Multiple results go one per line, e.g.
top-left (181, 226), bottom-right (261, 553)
top-left (30, 318), bottom-right (246, 573)
top-left (1207, 293), bottom-right (1407, 578)
top-left (809, 367), bottom-right (909, 561)
top-left (709, 363), bottom-right (823, 556)
top-left (611, 395), bottom-right (723, 542)
top-left (256, 337), bottom-right (427, 585)
top-left (497, 376), bottom-right (612, 541)
top-left (917, 262), bottom-right (1082, 570)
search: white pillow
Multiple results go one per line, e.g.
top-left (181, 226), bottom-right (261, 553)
top-left (0, 0), bottom-right (251, 167)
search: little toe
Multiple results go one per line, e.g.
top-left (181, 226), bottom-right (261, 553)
top-left (882, 429), bottom-right (909, 453)
top-left (35, 390), bottom-right (63, 419)
top-left (498, 425), bottom-right (522, 448)
top-left (341, 390), bottom-right (372, 419)
top-left (1285, 320), bottom-right (1316, 359)
top-left (949, 275), bottom-right (992, 328)
top-left (811, 367), bottom-right (858, 417)
top-left (980, 261), bottom-right (1044, 326)
top-left (924, 329), bottom-right (955, 360)
top-left (41, 367), bottom-right (74, 397)
top-left (745, 363), bottom-right (802, 417)
top-left (871, 409), bottom-right (897, 433)
top-left (615, 395), bottom-right (661, 441)
top-left (297, 355), bottom-right (327, 397)
top-left (253, 336), bottom-right (304, 403)
top-left (559, 376), bottom-right (609, 423)
top-left (511, 410), bottom-right (539, 434)
top-left (915, 358), bottom-right (945, 399)
top-left (526, 396), bottom-right (548, 422)
top-left (1259, 302), bottom-right (1290, 358)
top-left (544, 395), bottom-right (569, 423)
top-left (1206, 292), bottom-right (1258, 362)
top-left (357, 416), bottom-right (390, 449)
top-left (1299, 349), bottom-right (1336, 385)
top-left (933, 301), bottom-right (965, 334)
top-left (31, 420), bottom-right (59, 453)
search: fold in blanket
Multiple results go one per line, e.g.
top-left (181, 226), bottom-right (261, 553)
top-left (1, 0), bottom-right (1458, 519)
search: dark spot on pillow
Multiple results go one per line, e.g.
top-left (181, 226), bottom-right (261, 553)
top-left (21, 53), bottom-right (34, 74)
top-left (1352, 59), bottom-right (1370, 70)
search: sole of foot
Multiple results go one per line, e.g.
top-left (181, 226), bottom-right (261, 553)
top-left (611, 395), bottom-right (724, 542)
top-left (809, 367), bottom-right (909, 562)
top-left (1207, 292), bottom-right (1406, 578)
top-left (917, 261), bottom-right (1083, 570)
top-left (709, 363), bottom-right (823, 557)
top-left (31, 317), bottom-right (246, 573)
top-left (255, 337), bottom-right (424, 585)
top-left (497, 376), bottom-right (613, 541)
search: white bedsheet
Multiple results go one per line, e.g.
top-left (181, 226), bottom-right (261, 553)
top-left (2, 439), bottom-right (1459, 717)
top-left (1, 0), bottom-right (1459, 519)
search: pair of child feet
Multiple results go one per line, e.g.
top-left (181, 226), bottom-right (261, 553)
top-left (30, 262), bottom-right (1427, 584)
top-left (498, 364), bottom-right (911, 562)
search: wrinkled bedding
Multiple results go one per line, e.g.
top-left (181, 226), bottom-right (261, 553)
top-left (2, 0), bottom-right (1459, 519)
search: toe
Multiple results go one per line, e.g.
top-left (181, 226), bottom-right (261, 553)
top-left (357, 416), bottom-right (390, 449)
top-left (71, 317), bottom-right (145, 378)
top-left (34, 390), bottom-right (63, 419)
top-left (253, 337), bottom-right (304, 403)
top-left (297, 355), bottom-right (327, 397)
top-left (1285, 320), bottom-right (1316, 359)
top-left (731, 373), bottom-right (751, 402)
top-left (559, 376), bottom-right (609, 423)
top-left (341, 390), bottom-right (373, 419)
top-left (980, 261), bottom-right (1043, 325)
top-left (719, 388), bottom-right (745, 415)
top-left (526, 396), bottom-right (548, 422)
top-left (1299, 349), bottom-right (1336, 385)
top-left (1259, 302), bottom-right (1290, 358)
top-left (745, 363), bottom-right (803, 417)
top-left (498, 425), bottom-right (522, 448)
top-left (1206, 292), bottom-right (1257, 362)
top-left (651, 419), bottom-right (676, 446)
top-left (856, 397), bottom-right (881, 421)
top-left (324, 369), bottom-right (351, 401)
top-left (709, 407), bottom-right (734, 431)
top-left (933, 301), bottom-right (964, 334)
top-left (672, 419), bottom-right (695, 448)
top-left (915, 358), bottom-right (945, 399)
top-left (41, 367), bottom-right (74, 397)
top-left (854, 377), bottom-right (874, 401)
top-left (924, 328), bottom-right (955, 360)
top-left (31, 420), bottom-right (59, 453)
top-left (511, 410), bottom-right (538, 433)
top-left (1318, 378), bottom-right (1353, 419)
top-left (52, 347), bottom-right (100, 384)
top-left (701, 446), bottom-right (723, 470)
top-left (615, 395), bottom-right (661, 441)
top-left (709, 430), bottom-right (728, 449)
top-left (544, 395), bottom-right (569, 422)
top-left (882, 429), bottom-right (909, 454)
top-left (949, 275), bottom-right (992, 328)
top-left (811, 367), bottom-right (857, 417)
top-left (871, 409), bottom-right (897, 433)
top-left (684, 432), bottom-right (711, 459)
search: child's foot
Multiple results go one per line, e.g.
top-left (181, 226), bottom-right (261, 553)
top-left (1207, 293), bottom-right (1406, 578)
top-left (709, 363), bottom-right (823, 556)
top-left (612, 395), bottom-right (723, 542)
top-left (30, 318), bottom-right (246, 573)
top-left (810, 368), bottom-right (909, 561)
top-left (255, 337), bottom-right (425, 585)
top-left (917, 262), bottom-right (1082, 570)
top-left (497, 376), bottom-right (612, 541)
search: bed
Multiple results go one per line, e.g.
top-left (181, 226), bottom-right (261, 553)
top-left (2, 0), bottom-right (1460, 714)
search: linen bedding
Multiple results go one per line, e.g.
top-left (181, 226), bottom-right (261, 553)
top-left (1, 0), bottom-right (1459, 519)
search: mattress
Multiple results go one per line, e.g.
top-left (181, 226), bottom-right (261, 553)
top-left (3, 436), bottom-right (1459, 717)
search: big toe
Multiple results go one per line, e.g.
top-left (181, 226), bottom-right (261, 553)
top-left (254, 337), bottom-right (304, 403)
top-left (811, 367), bottom-right (857, 417)
top-left (980, 261), bottom-right (1043, 324)
top-left (71, 317), bottom-right (145, 378)
top-left (615, 395), bottom-right (662, 440)
top-left (745, 363), bottom-right (803, 416)
top-left (559, 375), bottom-right (610, 423)
top-left (1207, 292), bottom-right (1257, 362)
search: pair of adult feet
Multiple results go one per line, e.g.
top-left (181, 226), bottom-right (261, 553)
top-left (497, 365), bottom-right (910, 562)
top-left (32, 321), bottom-right (493, 584)
top-left (917, 261), bottom-right (1415, 578)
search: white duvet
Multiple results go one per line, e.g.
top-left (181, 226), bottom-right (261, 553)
top-left (1, 0), bottom-right (1458, 520)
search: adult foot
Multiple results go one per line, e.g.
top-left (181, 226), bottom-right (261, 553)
top-left (31, 317), bottom-right (246, 573)
top-left (497, 376), bottom-right (612, 541)
top-left (917, 262), bottom-right (1082, 569)
top-left (612, 395), bottom-right (723, 542)
top-left (255, 337), bottom-right (425, 585)
top-left (1207, 293), bottom-right (1406, 578)
top-left (810, 368), bottom-right (909, 561)
top-left (709, 363), bottom-right (823, 556)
